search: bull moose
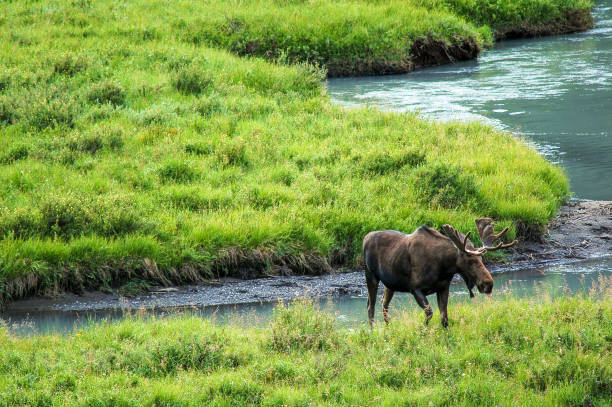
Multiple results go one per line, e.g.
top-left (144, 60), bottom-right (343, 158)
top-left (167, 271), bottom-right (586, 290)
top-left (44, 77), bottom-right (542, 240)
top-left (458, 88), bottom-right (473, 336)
top-left (363, 218), bottom-right (517, 327)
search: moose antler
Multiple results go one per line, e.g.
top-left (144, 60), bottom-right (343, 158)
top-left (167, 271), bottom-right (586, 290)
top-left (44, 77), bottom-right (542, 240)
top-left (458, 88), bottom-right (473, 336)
top-left (440, 224), bottom-right (487, 256)
top-left (441, 220), bottom-right (517, 256)
top-left (474, 218), bottom-right (517, 251)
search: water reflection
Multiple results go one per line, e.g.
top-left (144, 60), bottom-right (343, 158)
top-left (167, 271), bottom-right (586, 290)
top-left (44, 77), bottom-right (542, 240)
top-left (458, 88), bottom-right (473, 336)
top-left (327, 1), bottom-right (612, 200)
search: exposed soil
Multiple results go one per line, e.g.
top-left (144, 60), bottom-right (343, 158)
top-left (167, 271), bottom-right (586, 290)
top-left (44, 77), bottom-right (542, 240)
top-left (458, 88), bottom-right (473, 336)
top-left (494, 9), bottom-right (594, 41)
top-left (503, 200), bottom-right (612, 270)
top-left (410, 37), bottom-right (480, 70)
top-left (324, 8), bottom-right (594, 77)
top-left (326, 37), bottom-right (481, 77)
top-left (5, 200), bottom-right (611, 313)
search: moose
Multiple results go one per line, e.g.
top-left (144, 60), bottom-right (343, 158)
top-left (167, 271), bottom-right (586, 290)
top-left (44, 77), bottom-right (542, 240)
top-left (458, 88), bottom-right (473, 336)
top-left (363, 218), bottom-right (517, 327)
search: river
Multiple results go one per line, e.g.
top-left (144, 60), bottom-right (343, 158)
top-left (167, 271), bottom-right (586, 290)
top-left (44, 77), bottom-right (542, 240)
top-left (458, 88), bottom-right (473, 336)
top-left (327, 0), bottom-right (612, 200)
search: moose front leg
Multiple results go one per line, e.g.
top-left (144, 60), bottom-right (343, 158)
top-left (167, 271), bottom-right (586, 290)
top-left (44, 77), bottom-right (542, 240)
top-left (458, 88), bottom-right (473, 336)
top-left (436, 285), bottom-right (450, 328)
top-left (412, 289), bottom-right (433, 325)
top-left (365, 270), bottom-right (380, 327)
top-left (382, 287), bottom-right (395, 324)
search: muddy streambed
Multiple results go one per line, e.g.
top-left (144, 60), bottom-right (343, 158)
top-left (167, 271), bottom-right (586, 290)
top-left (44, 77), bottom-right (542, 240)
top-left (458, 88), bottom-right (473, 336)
top-left (2, 256), bottom-right (611, 336)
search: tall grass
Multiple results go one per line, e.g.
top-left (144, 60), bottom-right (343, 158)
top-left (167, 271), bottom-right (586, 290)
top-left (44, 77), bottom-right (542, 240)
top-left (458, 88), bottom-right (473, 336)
top-left (1, 284), bottom-right (611, 406)
top-left (0, 0), bottom-right (574, 300)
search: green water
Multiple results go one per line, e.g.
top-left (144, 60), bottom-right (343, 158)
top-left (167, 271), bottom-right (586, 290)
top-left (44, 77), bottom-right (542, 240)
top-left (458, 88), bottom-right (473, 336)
top-left (327, 1), bottom-right (612, 200)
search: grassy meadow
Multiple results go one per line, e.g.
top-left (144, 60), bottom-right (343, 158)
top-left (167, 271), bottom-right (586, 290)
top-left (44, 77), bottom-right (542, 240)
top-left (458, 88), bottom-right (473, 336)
top-left (1, 279), bottom-right (611, 406)
top-left (0, 0), bottom-right (579, 300)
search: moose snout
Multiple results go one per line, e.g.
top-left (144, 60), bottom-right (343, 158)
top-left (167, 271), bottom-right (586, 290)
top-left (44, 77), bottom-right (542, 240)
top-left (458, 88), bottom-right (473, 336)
top-left (478, 279), bottom-right (494, 296)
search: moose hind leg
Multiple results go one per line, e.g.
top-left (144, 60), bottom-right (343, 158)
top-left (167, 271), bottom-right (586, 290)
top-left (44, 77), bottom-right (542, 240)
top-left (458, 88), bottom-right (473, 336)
top-left (436, 285), bottom-right (450, 328)
top-left (382, 287), bottom-right (395, 324)
top-left (413, 289), bottom-right (433, 325)
top-left (366, 271), bottom-right (379, 327)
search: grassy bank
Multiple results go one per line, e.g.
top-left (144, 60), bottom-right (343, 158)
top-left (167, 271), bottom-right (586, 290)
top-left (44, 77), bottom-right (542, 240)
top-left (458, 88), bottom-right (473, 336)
top-left (1, 285), bottom-right (611, 406)
top-left (0, 0), bottom-right (573, 301)
top-left (167, 0), bottom-right (594, 76)
top-left (441, 0), bottom-right (595, 39)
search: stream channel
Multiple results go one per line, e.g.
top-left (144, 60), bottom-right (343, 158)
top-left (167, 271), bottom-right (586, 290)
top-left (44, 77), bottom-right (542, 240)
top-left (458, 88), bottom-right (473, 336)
top-left (3, 258), bottom-right (611, 336)
top-left (3, 2), bottom-right (612, 335)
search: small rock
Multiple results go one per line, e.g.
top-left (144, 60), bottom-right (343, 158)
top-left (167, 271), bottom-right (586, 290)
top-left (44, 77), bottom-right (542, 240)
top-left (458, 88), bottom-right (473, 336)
top-left (151, 287), bottom-right (179, 293)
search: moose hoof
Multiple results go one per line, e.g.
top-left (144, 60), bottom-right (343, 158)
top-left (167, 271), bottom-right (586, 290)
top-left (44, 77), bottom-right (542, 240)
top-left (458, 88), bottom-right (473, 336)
top-left (424, 307), bottom-right (433, 325)
top-left (383, 312), bottom-right (390, 324)
top-left (441, 318), bottom-right (449, 328)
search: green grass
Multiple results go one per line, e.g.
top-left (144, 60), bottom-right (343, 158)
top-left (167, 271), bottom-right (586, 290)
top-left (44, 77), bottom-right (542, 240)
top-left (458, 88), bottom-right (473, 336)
top-left (0, 0), bottom-right (575, 300)
top-left (137, 0), bottom-right (593, 75)
top-left (1, 280), bottom-right (611, 406)
top-left (439, 0), bottom-right (594, 33)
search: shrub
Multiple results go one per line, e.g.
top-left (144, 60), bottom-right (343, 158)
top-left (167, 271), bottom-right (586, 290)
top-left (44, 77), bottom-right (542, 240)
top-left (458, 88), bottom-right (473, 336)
top-left (215, 137), bottom-right (249, 167)
top-left (53, 53), bottom-right (88, 76)
top-left (103, 126), bottom-right (124, 150)
top-left (91, 196), bottom-right (143, 237)
top-left (131, 104), bottom-right (178, 126)
top-left (39, 194), bottom-right (91, 238)
top-left (0, 145), bottom-right (29, 164)
top-left (413, 163), bottom-right (481, 209)
top-left (87, 80), bottom-right (126, 106)
top-left (27, 86), bottom-right (79, 129)
top-left (0, 95), bottom-right (18, 125)
top-left (158, 161), bottom-right (198, 183)
top-left (84, 104), bottom-right (116, 122)
top-left (194, 94), bottom-right (224, 116)
top-left (38, 193), bottom-right (143, 238)
top-left (172, 66), bottom-right (212, 95)
top-left (0, 69), bottom-right (12, 92)
top-left (68, 133), bottom-right (104, 154)
top-left (269, 299), bottom-right (337, 351)
top-left (0, 206), bottom-right (39, 239)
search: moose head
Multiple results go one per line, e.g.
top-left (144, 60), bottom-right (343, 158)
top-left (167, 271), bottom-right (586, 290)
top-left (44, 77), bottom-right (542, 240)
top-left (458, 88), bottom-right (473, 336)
top-left (441, 218), bottom-right (517, 298)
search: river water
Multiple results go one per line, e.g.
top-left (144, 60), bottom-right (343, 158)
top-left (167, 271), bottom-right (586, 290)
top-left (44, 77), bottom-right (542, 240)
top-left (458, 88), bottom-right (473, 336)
top-left (3, 257), bottom-right (611, 335)
top-left (327, 0), bottom-right (612, 200)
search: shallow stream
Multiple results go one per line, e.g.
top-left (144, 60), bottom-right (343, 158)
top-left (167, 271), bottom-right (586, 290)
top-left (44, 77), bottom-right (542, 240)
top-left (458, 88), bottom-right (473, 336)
top-left (3, 257), bottom-right (611, 336)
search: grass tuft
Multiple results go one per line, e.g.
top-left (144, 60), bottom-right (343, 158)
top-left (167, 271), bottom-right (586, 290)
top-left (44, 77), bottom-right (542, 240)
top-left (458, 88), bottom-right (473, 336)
top-left (269, 299), bottom-right (338, 351)
top-left (87, 80), bottom-right (126, 106)
top-left (172, 66), bottom-right (213, 95)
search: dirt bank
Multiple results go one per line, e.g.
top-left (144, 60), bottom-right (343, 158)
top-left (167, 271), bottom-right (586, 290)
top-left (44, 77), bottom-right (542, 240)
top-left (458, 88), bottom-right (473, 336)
top-left (326, 37), bottom-right (481, 77)
top-left (5, 200), bottom-right (611, 313)
top-left (325, 8), bottom-right (594, 77)
top-left (494, 9), bottom-right (594, 40)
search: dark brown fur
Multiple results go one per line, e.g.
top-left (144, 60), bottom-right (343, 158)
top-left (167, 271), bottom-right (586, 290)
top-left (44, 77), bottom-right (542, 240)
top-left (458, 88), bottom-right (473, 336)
top-left (363, 225), bottom-right (494, 327)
